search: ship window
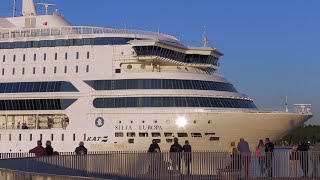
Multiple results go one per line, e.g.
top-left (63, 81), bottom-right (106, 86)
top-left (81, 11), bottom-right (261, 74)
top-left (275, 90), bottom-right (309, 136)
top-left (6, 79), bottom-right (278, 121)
top-left (40, 134), bottom-right (42, 141)
top-left (87, 52), bottom-right (90, 59)
top-left (30, 134), bottom-right (32, 141)
top-left (127, 132), bottom-right (136, 137)
top-left (76, 52), bottom-right (79, 59)
top-left (152, 132), bottom-right (161, 137)
top-left (153, 139), bottom-right (161, 143)
top-left (164, 132), bottom-right (173, 137)
top-left (128, 139), bottom-right (134, 144)
top-left (23, 54), bottom-right (26, 61)
top-left (19, 134), bottom-right (21, 141)
top-left (83, 134), bottom-right (86, 141)
top-left (115, 132), bottom-right (123, 137)
top-left (3, 55), bottom-right (5, 62)
top-left (62, 134), bottom-right (64, 141)
top-left (86, 65), bottom-right (89, 72)
top-left (205, 133), bottom-right (216, 136)
top-left (44, 53), bottom-right (47, 60)
top-left (209, 137), bottom-right (220, 141)
top-left (0, 134), bottom-right (1, 141)
top-left (139, 132), bottom-right (148, 137)
top-left (166, 139), bottom-right (173, 143)
top-left (64, 66), bottom-right (67, 73)
top-left (50, 134), bottom-right (53, 141)
top-left (177, 133), bottom-right (188, 137)
top-left (9, 134), bottom-right (11, 141)
top-left (34, 54), bottom-right (36, 61)
top-left (13, 55), bottom-right (16, 62)
top-left (43, 67), bottom-right (46, 74)
top-left (12, 68), bottom-right (15, 75)
top-left (73, 134), bottom-right (75, 141)
top-left (1, 68), bottom-right (4, 75)
top-left (54, 66), bottom-right (57, 74)
top-left (76, 66), bottom-right (79, 73)
top-left (191, 133), bottom-right (202, 137)
top-left (115, 69), bottom-right (121, 73)
top-left (33, 67), bottom-right (36, 74)
top-left (22, 68), bottom-right (25, 75)
top-left (55, 53), bottom-right (58, 60)
top-left (65, 52), bottom-right (68, 60)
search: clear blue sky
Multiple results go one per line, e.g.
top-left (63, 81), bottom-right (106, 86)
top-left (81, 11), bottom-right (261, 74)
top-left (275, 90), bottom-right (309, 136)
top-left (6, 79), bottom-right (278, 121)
top-left (1, 0), bottom-right (319, 125)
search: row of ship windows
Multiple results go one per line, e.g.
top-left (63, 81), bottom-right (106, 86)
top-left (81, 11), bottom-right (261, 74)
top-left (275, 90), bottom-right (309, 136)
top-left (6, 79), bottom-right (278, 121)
top-left (0, 37), bottom-right (135, 49)
top-left (93, 97), bottom-right (257, 109)
top-left (0, 132), bottom-right (219, 143)
top-left (1, 65), bottom-right (90, 76)
top-left (0, 81), bottom-right (78, 93)
top-left (85, 79), bottom-right (237, 92)
top-left (1, 52), bottom-right (90, 62)
top-left (0, 99), bottom-right (76, 111)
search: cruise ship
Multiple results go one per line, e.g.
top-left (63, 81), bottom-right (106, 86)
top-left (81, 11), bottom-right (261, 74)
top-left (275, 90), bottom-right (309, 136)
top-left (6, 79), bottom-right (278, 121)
top-left (0, 0), bottom-right (312, 153)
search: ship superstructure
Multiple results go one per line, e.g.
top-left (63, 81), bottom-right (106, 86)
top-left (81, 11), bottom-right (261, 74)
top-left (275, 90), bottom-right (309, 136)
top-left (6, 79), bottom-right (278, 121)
top-left (0, 0), bottom-right (312, 152)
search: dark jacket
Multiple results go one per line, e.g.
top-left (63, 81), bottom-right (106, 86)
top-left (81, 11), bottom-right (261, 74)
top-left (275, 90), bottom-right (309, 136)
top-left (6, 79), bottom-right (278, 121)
top-left (75, 145), bottom-right (88, 155)
top-left (265, 142), bottom-right (274, 153)
top-left (148, 142), bottom-right (160, 152)
top-left (297, 142), bottom-right (309, 152)
top-left (170, 142), bottom-right (182, 152)
top-left (182, 145), bottom-right (192, 152)
top-left (46, 145), bottom-right (54, 156)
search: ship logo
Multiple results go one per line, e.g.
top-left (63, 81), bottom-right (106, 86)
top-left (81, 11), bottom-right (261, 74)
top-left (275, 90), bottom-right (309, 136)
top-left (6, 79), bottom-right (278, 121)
top-left (95, 117), bottom-right (104, 127)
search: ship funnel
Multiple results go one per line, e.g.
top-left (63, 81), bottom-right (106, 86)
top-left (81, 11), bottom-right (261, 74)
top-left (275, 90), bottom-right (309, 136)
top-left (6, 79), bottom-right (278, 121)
top-left (22, 0), bottom-right (38, 16)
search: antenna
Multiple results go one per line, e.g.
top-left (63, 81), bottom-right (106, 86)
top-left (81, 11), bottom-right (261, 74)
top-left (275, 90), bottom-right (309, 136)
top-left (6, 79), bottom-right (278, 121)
top-left (37, 3), bottom-right (56, 15)
top-left (203, 26), bottom-right (208, 47)
top-left (13, 0), bottom-right (17, 17)
top-left (158, 24), bottom-right (160, 35)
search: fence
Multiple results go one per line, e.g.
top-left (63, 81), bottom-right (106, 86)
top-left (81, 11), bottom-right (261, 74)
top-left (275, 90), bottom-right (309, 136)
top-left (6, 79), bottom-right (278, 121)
top-left (0, 151), bottom-right (319, 180)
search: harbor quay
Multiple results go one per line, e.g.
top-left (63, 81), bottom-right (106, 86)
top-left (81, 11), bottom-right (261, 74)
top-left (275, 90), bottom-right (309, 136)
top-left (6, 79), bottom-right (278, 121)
top-left (0, 151), bottom-right (319, 179)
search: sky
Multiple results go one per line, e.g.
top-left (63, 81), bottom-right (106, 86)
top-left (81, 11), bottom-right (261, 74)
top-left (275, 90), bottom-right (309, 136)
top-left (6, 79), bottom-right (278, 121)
top-left (1, 0), bottom-right (319, 125)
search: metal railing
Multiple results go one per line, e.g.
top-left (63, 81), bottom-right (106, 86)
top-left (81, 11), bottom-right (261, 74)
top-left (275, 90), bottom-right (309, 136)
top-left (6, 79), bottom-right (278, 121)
top-left (0, 151), bottom-right (319, 179)
top-left (0, 26), bottom-right (177, 40)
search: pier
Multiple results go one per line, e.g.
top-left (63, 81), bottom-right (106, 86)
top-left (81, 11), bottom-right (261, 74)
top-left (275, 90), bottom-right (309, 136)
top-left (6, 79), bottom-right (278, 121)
top-left (0, 151), bottom-right (319, 179)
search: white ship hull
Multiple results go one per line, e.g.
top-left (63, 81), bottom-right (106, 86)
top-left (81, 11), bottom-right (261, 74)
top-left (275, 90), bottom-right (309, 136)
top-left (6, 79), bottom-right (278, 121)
top-left (0, 109), bottom-right (311, 153)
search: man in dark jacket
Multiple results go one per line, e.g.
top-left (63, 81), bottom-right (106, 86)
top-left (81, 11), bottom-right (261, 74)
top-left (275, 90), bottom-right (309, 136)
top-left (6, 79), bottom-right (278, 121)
top-left (182, 140), bottom-right (192, 175)
top-left (170, 137), bottom-right (183, 173)
top-left (265, 138), bottom-right (274, 177)
top-left (45, 141), bottom-right (54, 156)
top-left (148, 139), bottom-right (160, 152)
top-left (29, 140), bottom-right (47, 157)
top-left (75, 141), bottom-right (88, 155)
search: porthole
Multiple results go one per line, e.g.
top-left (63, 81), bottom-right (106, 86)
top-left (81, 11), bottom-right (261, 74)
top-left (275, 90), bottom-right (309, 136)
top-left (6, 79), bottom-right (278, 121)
top-left (193, 120), bottom-right (197, 124)
top-left (154, 120), bottom-right (158, 124)
top-left (140, 64), bottom-right (146, 69)
top-left (208, 120), bottom-right (212, 124)
top-left (142, 120), bottom-right (145, 124)
top-left (127, 65), bottom-right (132, 69)
top-left (121, 52), bottom-right (124, 55)
top-left (118, 121), bottom-right (122, 124)
top-left (130, 121), bottom-right (133, 124)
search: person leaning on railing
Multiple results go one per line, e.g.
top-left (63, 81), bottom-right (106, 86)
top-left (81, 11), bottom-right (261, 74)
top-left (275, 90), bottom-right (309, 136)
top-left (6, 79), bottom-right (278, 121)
top-left (312, 140), bottom-right (320, 177)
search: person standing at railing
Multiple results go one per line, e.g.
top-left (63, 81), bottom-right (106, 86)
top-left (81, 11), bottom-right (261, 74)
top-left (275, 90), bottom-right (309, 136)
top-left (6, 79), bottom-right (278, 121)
top-left (75, 141), bottom-right (87, 155)
top-left (182, 140), bottom-right (192, 176)
top-left (256, 139), bottom-right (266, 177)
top-left (297, 140), bottom-right (309, 177)
top-left (312, 140), bottom-right (320, 177)
top-left (148, 139), bottom-right (160, 153)
top-left (289, 147), bottom-right (299, 177)
top-left (45, 141), bottom-right (54, 156)
top-left (170, 137), bottom-right (183, 173)
top-left (29, 140), bottom-right (47, 157)
top-left (265, 138), bottom-right (274, 178)
top-left (237, 138), bottom-right (251, 178)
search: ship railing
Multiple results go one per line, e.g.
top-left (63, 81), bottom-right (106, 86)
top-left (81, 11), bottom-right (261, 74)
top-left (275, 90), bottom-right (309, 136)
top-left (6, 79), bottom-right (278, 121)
top-left (0, 26), bottom-right (177, 40)
top-left (0, 151), bottom-right (319, 179)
